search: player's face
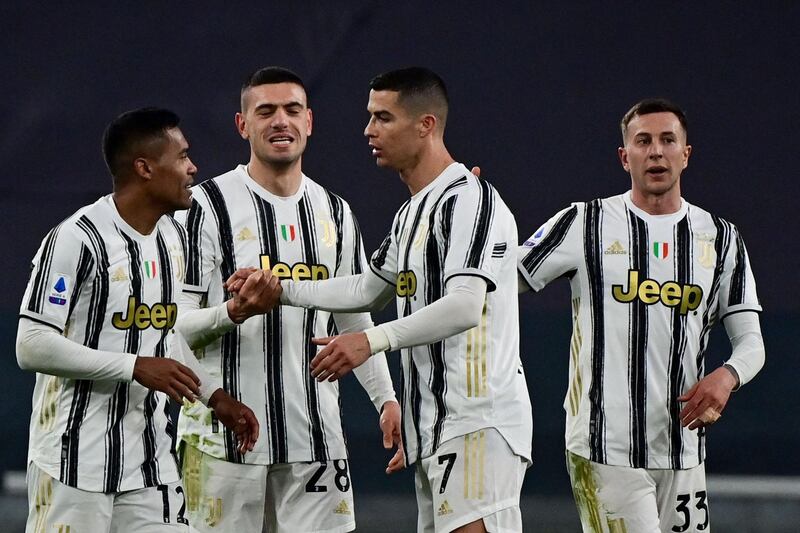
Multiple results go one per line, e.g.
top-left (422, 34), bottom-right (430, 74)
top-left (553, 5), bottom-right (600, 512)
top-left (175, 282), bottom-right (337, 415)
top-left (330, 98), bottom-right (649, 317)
top-left (237, 82), bottom-right (312, 168)
top-left (364, 90), bottom-right (423, 171)
top-left (619, 112), bottom-right (691, 198)
top-left (148, 127), bottom-right (197, 210)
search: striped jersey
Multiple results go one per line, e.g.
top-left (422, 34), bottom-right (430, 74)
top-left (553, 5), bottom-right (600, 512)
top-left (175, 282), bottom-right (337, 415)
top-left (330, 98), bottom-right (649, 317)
top-left (518, 191), bottom-right (761, 469)
top-left (370, 162), bottom-right (533, 465)
top-left (176, 165), bottom-right (390, 465)
top-left (19, 195), bottom-right (187, 492)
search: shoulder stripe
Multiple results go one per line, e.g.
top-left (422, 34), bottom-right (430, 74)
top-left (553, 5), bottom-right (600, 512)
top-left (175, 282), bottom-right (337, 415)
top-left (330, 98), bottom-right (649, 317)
top-left (464, 179), bottom-right (495, 269)
top-left (728, 228), bottom-right (748, 306)
top-left (520, 206), bottom-right (579, 276)
top-left (184, 199), bottom-right (205, 287)
top-left (26, 225), bottom-right (62, 314)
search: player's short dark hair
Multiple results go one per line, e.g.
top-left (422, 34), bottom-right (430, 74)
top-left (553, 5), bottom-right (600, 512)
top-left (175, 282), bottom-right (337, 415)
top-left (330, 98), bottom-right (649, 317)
top-left (621, 98), bottom-right (688, 141)
top-left (102, 107), bottom-right (180, 178)
top-left (241, 66), bottom-right (307, 108)
top-left (369, 67), bottom-right (449, 128)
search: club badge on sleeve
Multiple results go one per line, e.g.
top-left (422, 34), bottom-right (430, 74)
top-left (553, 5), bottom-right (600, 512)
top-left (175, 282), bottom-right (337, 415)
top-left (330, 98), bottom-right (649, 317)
top-left (48, 273), bottom-right (72, 306)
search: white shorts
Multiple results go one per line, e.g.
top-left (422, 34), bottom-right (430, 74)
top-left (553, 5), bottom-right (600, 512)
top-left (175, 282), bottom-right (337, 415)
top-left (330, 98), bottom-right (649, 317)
top-left (26, 461), bottom-right (189, 533)
top-left (567, 451), bottom-right (710, 533)
top-left (415, 428), bottom-right (528, 533)
top-left (180, 443), bottom-right (355, 533)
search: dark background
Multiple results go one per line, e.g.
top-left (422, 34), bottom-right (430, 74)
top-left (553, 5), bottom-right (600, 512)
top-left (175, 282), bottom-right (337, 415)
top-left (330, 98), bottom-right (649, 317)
top-left (1, 2), bottom-right (797, 502)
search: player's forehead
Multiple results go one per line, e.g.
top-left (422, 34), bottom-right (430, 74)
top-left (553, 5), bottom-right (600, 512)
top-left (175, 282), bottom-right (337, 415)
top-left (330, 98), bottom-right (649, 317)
top-left (367, 89), bottom-right (401, 113)
top-left (627, 112), bottom-right (683, 137)
top-left (243, 82), bottom-right (307, 110)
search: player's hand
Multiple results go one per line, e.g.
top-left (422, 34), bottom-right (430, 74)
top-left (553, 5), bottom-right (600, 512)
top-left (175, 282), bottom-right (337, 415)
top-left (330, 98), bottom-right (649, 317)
top-left (208, 389), bottom-right (260, 454)
top-left (225, 269), bottom-right (282, 324)
top-left (470, 165), bottom-right (481, 177)
top-left (380, 401), bottom-right (405, 474)
top-left (678, 366), bottom-right (738, 430)
top-left (310, 333), bottom-right (371, 381)
top-left (223, 267), bottom-right (257, 293)
top-left (132, 357), bottom-right (200, 403)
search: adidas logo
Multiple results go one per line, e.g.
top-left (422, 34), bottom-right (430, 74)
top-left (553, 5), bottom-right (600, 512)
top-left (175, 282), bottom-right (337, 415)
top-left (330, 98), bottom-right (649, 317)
top-left (110, 267), bottom-right (128, 282)
top-left (236, 227), bottom-right (256, 241)
top-left (334, 499), bottom-right (351, 515)
top-left (437, 500), bottom-right (454, 516)
top-left (604, 240), bottom-right (627, 255)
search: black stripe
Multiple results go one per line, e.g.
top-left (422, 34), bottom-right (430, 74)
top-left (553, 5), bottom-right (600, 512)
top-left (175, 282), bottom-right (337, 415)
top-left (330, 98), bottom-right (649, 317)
top-left (424, 207), bottom-right (447, 452)
top-left (252, 193), bottom-right (285, 463)
top-left (668, 216), bottom-right (691, 469)
top-left (627, 210), bottom-right (648, 468)
top-left (298, 194), bottom-right (328, 461)
top-left (371, 200), bottom-right (412, 271)
top-left (60, 380), bottom-right (93, 486)
top-left (103, 382), bottom-right (130, 492)
top-left (184, 199), bottom-right (205, 287)
top-left (351, 213), bottom-right (365, 275)
top-left (465, 179), bottom-right (495, 269)
top-left (728, 227), bottom-right (748, 306)
top-left (521, 206), bottom-right (579, 276)
top-left (584, 200), bottom-right (606, 464)
top-left (26, 225), bottom-right (62, 314)
top-left (67, 244), bottom-right (95, 320)
top-left (201, 180), bottom-right (243, 463)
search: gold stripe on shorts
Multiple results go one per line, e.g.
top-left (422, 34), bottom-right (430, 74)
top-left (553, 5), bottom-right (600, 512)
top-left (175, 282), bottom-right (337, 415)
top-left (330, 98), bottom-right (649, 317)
top-left (33, 471), bottom-right (53, 533)
top-left (463, 430), bottom-right (486, 500)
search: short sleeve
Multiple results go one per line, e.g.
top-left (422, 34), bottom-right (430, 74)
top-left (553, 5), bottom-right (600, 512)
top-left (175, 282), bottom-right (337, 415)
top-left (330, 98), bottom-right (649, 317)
top-left (176, 195), bottom-right (218, 294)
top-left (438, 179), bottom-right (509, 291)
top-left (517, 204), bottom-right (583, 291)
top-left (19, 224), bottom-right (94, 332)
top-left (717, 225), bottom-right (761, 319)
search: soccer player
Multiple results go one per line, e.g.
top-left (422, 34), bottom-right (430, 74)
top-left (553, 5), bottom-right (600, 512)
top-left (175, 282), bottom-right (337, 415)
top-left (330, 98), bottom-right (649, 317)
top-left (16, 107), bottom-right (260, 532)
top-left (517, 98), bottom-right (766, 532)
top-left (278, 67), bottom-right (533, 533)
top-left (173, 67), bottom-right (400, 533)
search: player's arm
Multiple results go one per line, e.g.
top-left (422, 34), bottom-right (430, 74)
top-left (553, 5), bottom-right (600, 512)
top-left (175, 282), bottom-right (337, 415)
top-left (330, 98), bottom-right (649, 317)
top-left (17, 318), bottom-right (201, 403)
top-left (280, 269), bottom-right (395, 312)
top-left (177, 268), bottom-right (281, 349)
top-left (310, 275), bottom-right (486, 381)
top-left (170, 331), bottom-right (259, 452)
top-left (679, 226), bottom-right (764, 429)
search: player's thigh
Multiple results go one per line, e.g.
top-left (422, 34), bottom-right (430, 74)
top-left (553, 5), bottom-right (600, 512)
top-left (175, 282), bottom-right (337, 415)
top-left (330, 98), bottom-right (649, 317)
top-left (26, 462), bottom-right (113, 533)
top-left (265, 460), bottom-right (355, 533)
top-left (654, 463), bottom-right (710, 533)
top-left (180, 442), bottom-right (268, 532)
top-left (567, 451), bottom-right (660, 533)
top-left (419, 428), bottom-right (526, 533)
top-left (415, 462), bottom-right (436, 533)
top-left (111, 480), bottom-right (189, 533)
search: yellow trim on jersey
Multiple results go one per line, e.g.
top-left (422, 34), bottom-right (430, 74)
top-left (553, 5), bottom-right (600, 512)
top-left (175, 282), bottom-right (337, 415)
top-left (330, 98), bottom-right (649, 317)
top-left (568, 298), bottom-right (583, 417)
top-left (463, 430), bottom-right (486, 500)
top-left (33, 470), bottom-right (53, 533)
top-left (39, 376), bottom-right (60, 431)
top-left (466, 302), bottom-right (489, 398)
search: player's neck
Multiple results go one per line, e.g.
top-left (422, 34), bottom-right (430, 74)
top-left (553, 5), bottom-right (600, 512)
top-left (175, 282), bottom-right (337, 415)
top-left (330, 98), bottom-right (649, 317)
top-left (400, 146), bottom-right (455, 196)
top-left (112, 191), bottom-right (161, 235)
top-left (247, 157), bottom-right (303, 197)
top-left (630, 187), bottom-right (682, 216)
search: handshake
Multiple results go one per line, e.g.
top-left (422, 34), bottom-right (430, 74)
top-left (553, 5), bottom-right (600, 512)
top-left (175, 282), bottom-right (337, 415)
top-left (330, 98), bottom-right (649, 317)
top-left (223, 267), bottom-right (283, 324)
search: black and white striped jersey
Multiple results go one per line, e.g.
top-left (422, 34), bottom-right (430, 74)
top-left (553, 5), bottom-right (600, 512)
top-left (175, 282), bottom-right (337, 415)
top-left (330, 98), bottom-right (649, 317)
top-left (370, 162), bottom-right (533, 465)
top-left (19, 195), bottom-right (186, 492)
top-left (518, 191), bottom-right (761, 469)
top-left (176, 165), bottom-right (394, 465)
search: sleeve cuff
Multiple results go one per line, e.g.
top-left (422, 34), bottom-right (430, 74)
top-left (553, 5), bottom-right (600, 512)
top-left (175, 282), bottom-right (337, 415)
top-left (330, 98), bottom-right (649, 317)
top-left (365, 326), bottom-right (391, 354)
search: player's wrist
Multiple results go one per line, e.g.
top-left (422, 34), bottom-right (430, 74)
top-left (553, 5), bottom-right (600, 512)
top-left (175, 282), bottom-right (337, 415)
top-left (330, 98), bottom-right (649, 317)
top-left (226, 299), bottom-right (246, 324)
top-left (722, 363), bottom-right (741, 390)
top-left (365, 326), bottom-right (390, 355)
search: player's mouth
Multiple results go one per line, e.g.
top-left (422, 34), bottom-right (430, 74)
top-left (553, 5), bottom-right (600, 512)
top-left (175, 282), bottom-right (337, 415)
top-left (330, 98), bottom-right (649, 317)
top-left (646, 165), bottom-right (669, 176)
top-left (269, 134), bottom-right (295, 145)
top-left (369, 143), bottom-right (382, 157)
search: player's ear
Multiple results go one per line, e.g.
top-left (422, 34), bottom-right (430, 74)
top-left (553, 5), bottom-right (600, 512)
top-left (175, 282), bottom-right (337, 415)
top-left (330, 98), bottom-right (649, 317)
top-left (235, 112), bottom-right (248, 140)
top-left (418, 114), bottom-right (436, 138)
top-left (133, 157), bottom-right (153, 180)
top-left (306, 108), bottom-right (313, 137)
top-left (618, 147), bottom-right (630, 172)
top-left (683, 144), bottom-right (692, 169)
